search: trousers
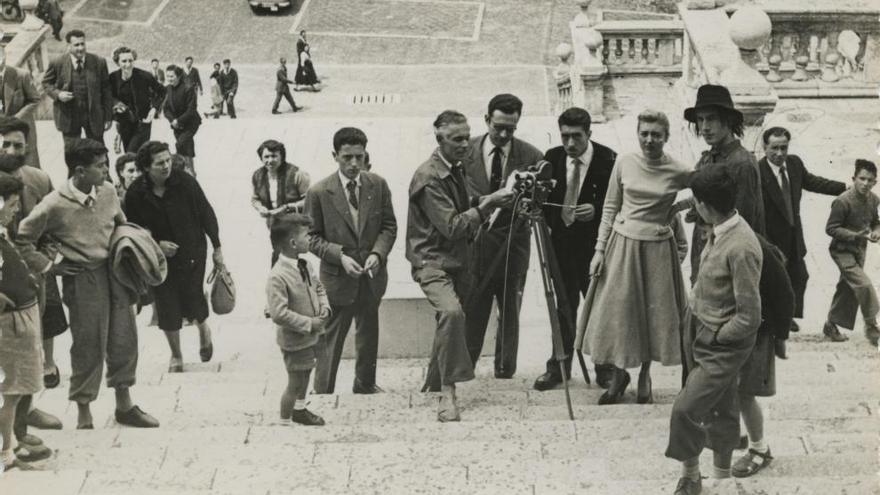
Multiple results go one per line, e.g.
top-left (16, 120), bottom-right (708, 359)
top-left (272, 88), bottom-right (297, 112)
top-left (827, 250), bottom-right (879, 329)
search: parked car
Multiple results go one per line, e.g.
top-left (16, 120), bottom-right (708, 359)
top-left (248, 0), bottom-right (291, 13)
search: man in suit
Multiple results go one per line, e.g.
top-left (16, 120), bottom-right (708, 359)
top-left (759, 126), bottom-right (846, 334)
top-left (534, 107), bottom-right (617, 392)
top-left (42, 29), bottom-right (113, 145)
top-left (407, 110), bottom-right (513, 421)
top-left (0, 46), bottom-right (41, 168)
top-left (307, 127), bottom-right (397, 394)
top-left (182, 56), bottom-right (202, 95)
top-left (150, 59), bottom-right (165, 85)
top-left (217, 59), bottom-right (238, 119)
top-left (464, 93), bottom-right (543, 378)
top-left (271, 57), bottom-right (301, 115)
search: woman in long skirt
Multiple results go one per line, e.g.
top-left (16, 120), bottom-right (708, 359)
top-left (578, 109), bottom-right (692, 405)
top-left (295, 44), bottom-right (320, 91)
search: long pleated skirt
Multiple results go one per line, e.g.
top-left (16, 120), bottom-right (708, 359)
top-left (579, 230), bottom-right (686, 369)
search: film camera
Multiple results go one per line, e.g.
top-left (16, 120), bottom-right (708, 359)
top-left (510, 160), bottom-right (555, 213)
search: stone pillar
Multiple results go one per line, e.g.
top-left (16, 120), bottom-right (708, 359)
top-left (722, 6), bottom-right (778, 126)
top-left (578, 28), bottom-right (606, 122)
top-left (555, 43), bottom-right (573, 113)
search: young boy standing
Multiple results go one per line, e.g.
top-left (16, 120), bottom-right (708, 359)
top-left (666, 166), bottom-right (763, 495)
top-left (266, 214), bottom-right (330, 426)
top-left (823, 159), bottom-right (880, 345)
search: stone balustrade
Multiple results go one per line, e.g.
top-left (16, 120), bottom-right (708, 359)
top-left (595, 20), bottom-right (684, 75)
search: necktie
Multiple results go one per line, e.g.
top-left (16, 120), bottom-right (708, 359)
top-left (490, 147), bottom-right (503, 192)
top-left (562, 158), bottom-right (582, 227)
top-left (85, 197), bottom-right (95, 208)
top-left (451, 164), bottom-right (468, 207)
top-left (297, 259), bottom-right (311, 286)
top-left (346, 180), bottom-right (358, 210)
top-left (76, 60), bottom-right (83, 72)
top-left (779, 165), bottom-right (794, 223)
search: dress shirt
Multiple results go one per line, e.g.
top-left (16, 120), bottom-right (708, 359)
top-left (70, 54), bottom-right (84, 70)
top-left (766, 159), bottom-right (787, 189)
top-left (713, 212), bottom-right (741, 241)
top-left (481, 138), bottom-right (510, 184)
top-left (566, 142), bottom-right (594, 202)
top-left (67, 178), bottom-right (97, 206)
top-left (267, 173), bottom-right (278, 208)
top-left (338, 171), bottom-right (361, 226)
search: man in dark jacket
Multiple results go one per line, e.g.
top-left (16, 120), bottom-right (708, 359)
top-left (758, 126), bottom-right (846, 333)
top-left (271, 57), bottom-right (301, 114)
top-left (182, 57), bottom-right (202, 95)
top-left (109, 47), bottom-right (166, 153)
top-left (217, 59), bottom-right (238, 119)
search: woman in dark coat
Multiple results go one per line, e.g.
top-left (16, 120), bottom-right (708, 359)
top-left (294, 44), bottom-right (320, 91)
top-left (250, 139), bottom-right (310, 264)
top-left (162, 65), bottom-right (201, 172)
top-left (109, 46), bottom-right (165, 153)
top-left (124, 141), bottom-right (224, 372)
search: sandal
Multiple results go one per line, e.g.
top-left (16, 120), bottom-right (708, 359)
top-left (43, 365), bottom-right (60, 389)
top-left (732, 448), bottom-right (773, 478)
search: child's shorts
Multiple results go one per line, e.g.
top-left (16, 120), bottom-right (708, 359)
top-left (282, 347), bottom-right (317, 372)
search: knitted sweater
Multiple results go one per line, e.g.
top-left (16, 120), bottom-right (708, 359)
top-left (16, 180), bottom-right (125, 272)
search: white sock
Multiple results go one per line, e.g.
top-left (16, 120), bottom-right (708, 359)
top-left (279, 418), bottom-right (291, 425)
top-left (711, 465), bottom-right (732, 479)
top-left (293, 399), bottom-right (306, 411)
top-left (749, 439), bottom-right (768, 453)
top-left (1, 449), bottom-right (15, 467)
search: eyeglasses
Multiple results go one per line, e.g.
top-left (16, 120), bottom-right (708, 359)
top-left (0, 141), bottom-right (26, 150)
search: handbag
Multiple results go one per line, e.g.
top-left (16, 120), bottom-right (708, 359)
top-left (207, 265), bottom-right (235, 315)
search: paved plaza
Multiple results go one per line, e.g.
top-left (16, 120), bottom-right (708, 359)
top-left (3, 0), bottom-right (880, 493)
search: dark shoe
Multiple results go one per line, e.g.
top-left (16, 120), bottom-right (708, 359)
top-left (17, 433), bottom-right (43, 446)
top-left (738, 435), bottom-right (749, 450)
top-left (77, 423), bottom-right (94, 430)
top-left (271, 110), bottom-right (281, 114)
top-left (674, 476), bottom-right (702, 495)
top-left (353, 379), bottom-right (384, 394)
top-left (290, 408), bottom-right (325, 426)
top-left (200, 343), bottom-right (213, 363)
top-left (598, 370), bottom-right (630, 405)
top-left (774, 339), bottom-right (788, 359)
top-left (168, 358), bottom-right (184, 373)
top-left (823, 322), bottom-right (848, 342)
top-left (494, 370), bottom-right (514, 379)
top-left (115, 405), bottom-right (159, 428)
top-left (26, 408), bottom-right (63, 430)
top-left (732, 448), bottom-right (773, 478)
top-left (533, 372), bottom-right (562, 391)
top-left (293, 106), bottom-right (303, 112)
top-left (865, 324), bottom-right (880, 346)
top-left (14, 443), bottom-right (52, 462)
top-left (595, 364), bottom-right (614, 389)
top-left (5, 456), bottom-right (36, 471)
top-left (43, 365), bottom-right (60, 389)
top-left (790, 320), bottom-right (800, 332)
top-left (636, 375), bottom-right (653, 404)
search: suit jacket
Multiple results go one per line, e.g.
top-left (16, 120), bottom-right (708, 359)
top-left (42, 52), bottom-right (113, 136)
top-left (542, 142), bottom-right (616, 292)
top-left (218, 68), bottom-right (238, 95)
top-left (183, 67), bottom-right (202, 93)
top-left (151, 68), bottom-right (165, 85)
top-left (275, 65), bottom-right (294, 93)
top-left (757, 236), bottom-right (795, 341)
top-left (1, 65), bottom-right (41, 167)
top-left (306, 171), bottom-right (398, 306)
top-left (109, 67), bottom-right (166, 121)
top-left (162, 82), bottom-right (201, 130)
top-left (759, 155), bottom-right (846, 261)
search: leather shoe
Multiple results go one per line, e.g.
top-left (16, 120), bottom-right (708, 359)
top-left (16, 433), bottom-right (43, 446)
top-left (533, 372), bottom-right (562, 391)
top-left (115, 405), bottom-right (159, 428)
top-left (598, 370), bottom-right (630, 405)
top-left (271, 110), bottom-right (281, 114)
top-left (14, 443), bottom-right (52, 462)
top-left (790, 320), bottom-right (800, 332)
top-left (595, 364), bottom-right (614, 389)
top-left (291, 408), bottom-right (325, 426)
top-left (865, 324), bottom-right (880, 346)
top-left (200, 342), bottom-right (214, 363)
top-left (674, 476), bottom-right (702, 495)
top-left (43, 365), bottom-right (60, 389)
top-left (353, 379), bottom-right (384, 394)
top-left (823, 322), bottom-right (848, 342)
top-left (494, 370), bottom-right (514, 379)
top-left (26, 408), bottom-right (63, 430)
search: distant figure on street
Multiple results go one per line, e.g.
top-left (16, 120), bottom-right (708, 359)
top-left (204, 63), bottom-right (223, 119)
top-left (272, 57), bottom-right (301, 114)
top-left (266, 215), bottom-right (330, 426)
top-left (35, 0), bottom-right (64, 41)
top-left (42, 30), bottom-right (113, 145)
top-left (296, 30), bottom-right (307, 59)
top-left (182, 56), bottom-right (202, 95)
top-left (295, 45), bottom-right (320, 92)
top-left (0, 45), bottom-right (42, 168)
top-left (823, 159), bottom-right (880, 345)
top-left (109, 46), bottom-right (166, 153)
top-left (162, 65), bottom-right (201, 171)
top-left (217, 59), bottom-right (238, 119)
top-left (149, 59), bottom-right (164, 85)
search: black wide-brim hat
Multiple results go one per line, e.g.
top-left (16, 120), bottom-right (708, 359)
top-left (683, 84), bottom-right (743, 123)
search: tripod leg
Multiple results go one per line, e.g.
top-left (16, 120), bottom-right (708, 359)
top-left (575, 350), bottom-right (591, 385)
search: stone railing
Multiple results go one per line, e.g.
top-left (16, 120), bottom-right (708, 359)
top-left (596, 20), bottom-right (684, 75)
top-left (752, 8), bottom-right (880, 97)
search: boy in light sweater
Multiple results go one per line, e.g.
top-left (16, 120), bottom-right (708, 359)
top-left (665, 166), bottom-right (763, 495)
top-left (16, 138), bottom-right (158, 429)
top-left (266, 214), bottom-right (330, 426)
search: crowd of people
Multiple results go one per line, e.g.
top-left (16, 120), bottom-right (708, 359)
top-left (0, 25), bottom-right (877, 495)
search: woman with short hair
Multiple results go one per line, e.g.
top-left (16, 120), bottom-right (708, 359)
top-left (109, 46), bottom-right (165, 153)
top-left (114, 152), bottom-right (139, 201)
top-left (162, 65), bottom-right (201, 173)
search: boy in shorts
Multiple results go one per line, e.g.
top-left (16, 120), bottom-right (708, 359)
top-left (266, 214), bottom-right (330, 426)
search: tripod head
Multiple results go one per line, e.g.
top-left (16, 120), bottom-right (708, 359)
top-left (511, 160), bottom-right (555, 216)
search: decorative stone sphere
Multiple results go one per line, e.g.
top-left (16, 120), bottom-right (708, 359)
top-left (583, 28), bottom-right (604, 51)
top-left (728, 7), bottom-right (772, 50)
top-left (555, 42), bottom-right (573, 61)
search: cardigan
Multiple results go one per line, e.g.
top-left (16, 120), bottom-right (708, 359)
top-left (266, 255), bottom-right (329, 352)
top-left (826, 188), bottom-right (880, 255)
top-left (596, 151), bottom-right (691, 251)
top-left (124, 170), bottom-right (220, 264)
top-left (16, 180), bottom-right (125, 272)
top-left (109, 67), bottom-right (166, 121)
top-left (690, 214), bottom-right (763, 344)
top-left (250, 162), bottom-right (310, 212)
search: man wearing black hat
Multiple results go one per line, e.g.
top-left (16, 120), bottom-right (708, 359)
top-left (683, 84), bottom-right (765, 284)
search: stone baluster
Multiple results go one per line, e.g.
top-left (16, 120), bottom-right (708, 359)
top-left (641, 38), bottom-right (651, 64)
top-left (555, 43), bottom-right (573, 112)
top-left (656, 37), bottom-right (675, 66)
top-left (765, 32), bottom-right (783, 82)
top-left (579, 28), bottom-right (607, 122)
top-left (789, 29), bottom-right (812, 81)
top-left (822, 29), bottom-right (840, 82)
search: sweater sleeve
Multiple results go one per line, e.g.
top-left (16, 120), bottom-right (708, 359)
top-left (595, 160), bottom-right (623, 253)
top-left (15, 200), bottom-right (53, 273)
top-left (266, 275), bottom-right (312, 335)
top-left (716, 244), bottom-right (763, 344)
top-left (193, 179), bottom-right (220, 248)
top-left (825, 197), bottom-right (863, 241)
